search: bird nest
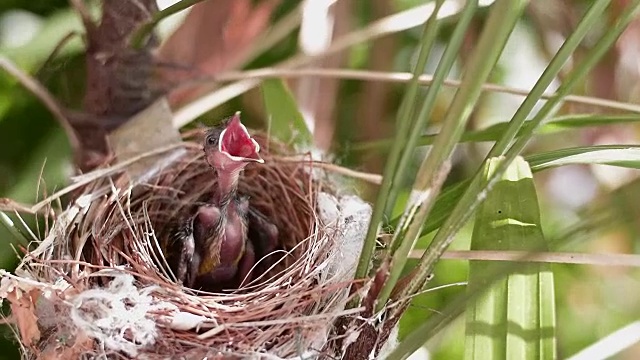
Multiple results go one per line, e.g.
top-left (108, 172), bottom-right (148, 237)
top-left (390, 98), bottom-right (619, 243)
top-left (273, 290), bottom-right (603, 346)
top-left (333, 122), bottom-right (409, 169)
top-left (0, 131), bottom-right (372, 359)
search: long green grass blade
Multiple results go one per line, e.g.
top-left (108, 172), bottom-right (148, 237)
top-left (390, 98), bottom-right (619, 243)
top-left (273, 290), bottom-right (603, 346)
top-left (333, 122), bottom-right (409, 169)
top-left (354, 114), bottom-right (640, 151)
top-left (528, 145), bottom-right (640, 170)
top-left (0, 212), bottom-right (29, 246)
top-left (486, 0), bottom-right (613, 160)
top-left (397, 0), bottom-right (626, 305)
top-left (388, 1), bottom-right (640, 357)
top-left (130, 0), bottom-right (207, 49)
top-left (415, 180), bottom-right (469, 236)
top-left (260, 78), bottom-right (313, 147)
top-left (355, 0), bottom-right (446, 280)
top-left (538, 114), bottom-right (640, 133)
top-left (464, 156), bottom-right (556, 360)
top-left (376, 0), bottom-right (528, 312)
top-left (395, 144), bottom-right (640, 240)
top-left (480, 0), bottom-right (640, 197)
top-left (480, 1), bottom-right (640, 198)
top-left (384, 0), bottom-right (479, 218)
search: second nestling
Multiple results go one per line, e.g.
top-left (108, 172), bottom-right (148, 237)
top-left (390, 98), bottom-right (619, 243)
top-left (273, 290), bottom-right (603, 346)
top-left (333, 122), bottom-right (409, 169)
top-left (164, 112), bottom-right (279, 291)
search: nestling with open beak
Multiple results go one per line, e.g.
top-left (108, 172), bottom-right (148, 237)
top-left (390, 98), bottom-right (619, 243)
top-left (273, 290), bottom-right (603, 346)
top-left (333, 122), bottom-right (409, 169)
top-left (166, 112), bottom-right (278, 290)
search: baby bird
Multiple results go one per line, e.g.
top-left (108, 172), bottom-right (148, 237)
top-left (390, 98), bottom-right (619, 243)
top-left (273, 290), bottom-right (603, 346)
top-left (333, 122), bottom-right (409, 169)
top-left (168, 112), bottom-right (264, 289)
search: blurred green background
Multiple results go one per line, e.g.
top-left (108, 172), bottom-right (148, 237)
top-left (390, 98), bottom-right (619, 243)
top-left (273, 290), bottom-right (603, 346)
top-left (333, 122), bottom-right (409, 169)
top-left (1, 1), bottom-right (640, 359)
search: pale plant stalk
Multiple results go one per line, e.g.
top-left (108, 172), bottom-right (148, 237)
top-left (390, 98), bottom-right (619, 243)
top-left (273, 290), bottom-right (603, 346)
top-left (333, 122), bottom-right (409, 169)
top-left (173, 0), bottom-right (491, 128)
top-left (567, 322), bottom-right (640, 360)
top-left (431, 250), bottom-right (640, 267)
top-left (213, 68), bottom-right (640, 113)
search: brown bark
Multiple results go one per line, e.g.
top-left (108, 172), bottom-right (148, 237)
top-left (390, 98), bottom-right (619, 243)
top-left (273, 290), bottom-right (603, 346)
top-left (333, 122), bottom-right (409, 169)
top-left (76, 0), bottom-right (159, 171)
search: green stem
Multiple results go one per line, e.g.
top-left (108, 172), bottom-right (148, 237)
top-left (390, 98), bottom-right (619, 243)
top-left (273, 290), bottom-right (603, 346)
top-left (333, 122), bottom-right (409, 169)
top-left (386, 0), bottom-right (478, 253)
top-left (395, 0), bottom-right (637, 321)
top-left (382, 0), bottom-right (450, 217)
top-left (130, 0), bottom-right (208, 49)
top-left (353, 0), bottom-right (446, 281)
top-left (375, 0), bottom-right (528, 312)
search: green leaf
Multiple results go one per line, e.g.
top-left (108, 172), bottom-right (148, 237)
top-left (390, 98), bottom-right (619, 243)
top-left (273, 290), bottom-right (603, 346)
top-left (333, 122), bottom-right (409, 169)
top-left (0, 129), bottom-right (71, 268)
top-left (355, 0), bottom-right (450, 281)
top-left (537, 114), bottom-right (640, 133)
top-left (0, 8), bottom-right (85, 70)
top-left (527, 145), bottom-right (640, 171)
top-left (464, 156), bottom-right (556, 360)
top-left (402, 145), bottom-right (640, 241)
top-left (378, 0), bottom-right (528, 312)
top-left (260, 78), bottom-right (312, 147)
top-left (383, 0), bottom-right (478, 217)
top-left (388, 180), bottom-right (469, 239)
top-left (352, 114), bottom-right (640, 152)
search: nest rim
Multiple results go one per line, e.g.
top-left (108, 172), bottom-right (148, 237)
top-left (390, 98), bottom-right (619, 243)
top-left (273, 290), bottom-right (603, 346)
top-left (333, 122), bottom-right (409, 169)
top-left (2, 132), bottom-right (366, 359)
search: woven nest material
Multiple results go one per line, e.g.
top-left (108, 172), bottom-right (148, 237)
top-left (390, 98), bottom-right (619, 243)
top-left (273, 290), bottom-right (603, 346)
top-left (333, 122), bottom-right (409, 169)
top-left (0, 132), bottom-right (372, 359)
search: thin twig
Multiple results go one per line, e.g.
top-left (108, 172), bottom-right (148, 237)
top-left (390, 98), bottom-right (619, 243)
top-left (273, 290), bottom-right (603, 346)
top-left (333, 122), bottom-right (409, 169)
top-left (173, 0), bottom-right (486, 127)
top-left (0, 199), bottom-right (41, 214)
top-left (130, 0), bottom-right (209, 48)
top-left (69, 0), bottom-right (96, 33)
top-left (30, 142), bottom-right (185, 212)
top-left (35, 31), bottom-right (80, 80)
top-left (275, 156), bottom-right (383, 184)
top-left (214, 68), bottom-right (640, 114)
top-left (412, 249), bottom-right (640, 267)
top-left (0, 56), bottom-right (80, 153)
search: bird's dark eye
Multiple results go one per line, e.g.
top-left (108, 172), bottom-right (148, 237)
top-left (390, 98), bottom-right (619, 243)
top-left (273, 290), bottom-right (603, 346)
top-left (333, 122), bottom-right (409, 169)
top-left (205, 135), bottom-right (217, 146)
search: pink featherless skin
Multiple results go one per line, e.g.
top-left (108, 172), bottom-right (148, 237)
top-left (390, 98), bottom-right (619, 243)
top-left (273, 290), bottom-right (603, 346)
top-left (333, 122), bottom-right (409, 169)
top-left (168, 112), bottom-right (277, 291)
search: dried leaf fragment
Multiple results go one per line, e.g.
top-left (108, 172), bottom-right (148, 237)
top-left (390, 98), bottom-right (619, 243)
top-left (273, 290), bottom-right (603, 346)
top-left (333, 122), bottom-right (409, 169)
top-left (6, 288), bottom-right (41, 347)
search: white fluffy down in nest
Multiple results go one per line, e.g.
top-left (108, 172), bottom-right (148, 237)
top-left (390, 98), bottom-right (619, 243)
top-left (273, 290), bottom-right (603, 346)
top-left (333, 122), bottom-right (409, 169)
top-left (316, 192), bottom-right (371, 282)
top-left (69, 273), bottom-right (172, 357)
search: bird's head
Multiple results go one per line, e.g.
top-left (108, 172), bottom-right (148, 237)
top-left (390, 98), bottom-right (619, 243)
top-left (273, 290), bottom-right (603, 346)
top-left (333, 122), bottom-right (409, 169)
top-left (204, 112), bottom-right (263, 175)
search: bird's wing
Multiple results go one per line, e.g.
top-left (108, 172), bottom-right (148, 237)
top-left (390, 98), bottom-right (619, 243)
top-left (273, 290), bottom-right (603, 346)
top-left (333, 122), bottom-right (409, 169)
top-left (165, 216), bottom-right (197, 285)
top-left (246, 206), bottom-right (279, 260)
